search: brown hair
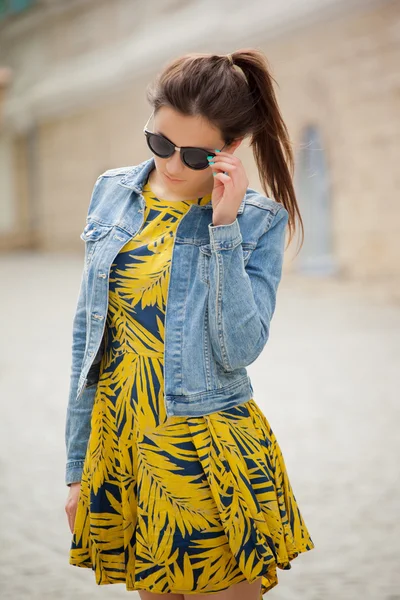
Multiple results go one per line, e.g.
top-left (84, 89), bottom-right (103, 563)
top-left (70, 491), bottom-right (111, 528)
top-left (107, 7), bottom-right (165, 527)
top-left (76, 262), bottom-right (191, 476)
top-left (146, 48), bottom-right (304, 252)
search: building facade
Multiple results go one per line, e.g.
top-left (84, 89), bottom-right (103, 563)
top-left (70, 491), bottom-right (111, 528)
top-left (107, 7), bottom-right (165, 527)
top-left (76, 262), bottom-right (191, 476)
top-left (0, 0), bottom-right (398, 296)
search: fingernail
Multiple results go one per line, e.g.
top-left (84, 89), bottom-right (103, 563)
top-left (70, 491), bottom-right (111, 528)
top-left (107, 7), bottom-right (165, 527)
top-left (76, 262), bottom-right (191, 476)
top-left (213, 172), bottom-right (217, 176)
top-left (207, 155), bottom-right (214, 160)
top-left (209, 161), bottom-right (215, 165)
top-left (214, 149), bottom-right (221, 153)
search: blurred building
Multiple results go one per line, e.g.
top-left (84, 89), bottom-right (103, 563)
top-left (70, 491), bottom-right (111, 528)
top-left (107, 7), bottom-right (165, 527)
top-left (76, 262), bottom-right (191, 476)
top-left (0, 0), bottom-right (399, 296)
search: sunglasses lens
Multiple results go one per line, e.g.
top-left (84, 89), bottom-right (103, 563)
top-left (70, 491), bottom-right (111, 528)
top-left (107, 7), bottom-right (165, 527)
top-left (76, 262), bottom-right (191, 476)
top-left (146, 133), bottom-right (174, 158)
top-left (182, 149), bottom-right (210, 170)
top-left (145, 128), bottom-right (213, 170)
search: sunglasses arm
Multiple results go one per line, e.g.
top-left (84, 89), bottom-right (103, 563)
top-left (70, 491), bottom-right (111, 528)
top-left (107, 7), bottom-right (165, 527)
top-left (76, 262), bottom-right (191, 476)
top-left (143, 110), bottom-right (155, 133)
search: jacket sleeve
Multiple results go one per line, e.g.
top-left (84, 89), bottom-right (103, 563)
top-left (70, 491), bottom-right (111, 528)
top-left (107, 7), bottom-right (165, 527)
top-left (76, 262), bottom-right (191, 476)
top-left (207, 206), bottom-right (289, 372)
top-left (64, 176), bottom-right (102, 486)
top-left (64, 266), bottom-right (93, 486)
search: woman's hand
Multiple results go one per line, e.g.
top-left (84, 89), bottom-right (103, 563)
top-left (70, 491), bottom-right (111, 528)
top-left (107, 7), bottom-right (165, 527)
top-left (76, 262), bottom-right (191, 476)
top-left (65, 482), bottom-right (81, 534)
top-left (208, 151), bottom-right (249, 226)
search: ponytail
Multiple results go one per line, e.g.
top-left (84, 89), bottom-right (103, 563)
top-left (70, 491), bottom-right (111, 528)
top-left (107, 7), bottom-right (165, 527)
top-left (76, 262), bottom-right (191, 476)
top-left (233, 49), bottom-right (303, 252)
top-left (147, 48), bottom-right (304, 252)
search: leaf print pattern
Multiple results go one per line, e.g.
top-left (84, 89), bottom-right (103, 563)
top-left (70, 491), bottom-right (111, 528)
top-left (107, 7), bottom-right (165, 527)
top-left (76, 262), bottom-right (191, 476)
top-left (69, 182), bottom-right (314, 597)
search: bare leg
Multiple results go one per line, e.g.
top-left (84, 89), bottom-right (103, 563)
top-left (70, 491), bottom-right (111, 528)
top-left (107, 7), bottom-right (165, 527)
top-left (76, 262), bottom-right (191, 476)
top-left (138, 592), bottom-right (184, 600)
top-left (183, 576), bottom-right (262, 600)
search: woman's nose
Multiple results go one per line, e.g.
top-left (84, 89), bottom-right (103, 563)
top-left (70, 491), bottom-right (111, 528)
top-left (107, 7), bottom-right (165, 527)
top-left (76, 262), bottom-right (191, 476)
top-left (167, 149), bottom-right (184, 172)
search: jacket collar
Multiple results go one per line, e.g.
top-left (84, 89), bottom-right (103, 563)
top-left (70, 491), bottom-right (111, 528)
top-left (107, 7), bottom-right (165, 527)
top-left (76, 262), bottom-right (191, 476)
top-left (119, 156), bottom-right (245, 214)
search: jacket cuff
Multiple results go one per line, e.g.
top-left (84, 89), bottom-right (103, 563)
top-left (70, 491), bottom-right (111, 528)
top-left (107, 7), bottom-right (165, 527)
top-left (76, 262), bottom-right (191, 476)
top-left (208, 219), bottom-right (242, 251)
top-left (66, 460), bottom-right (85, 486)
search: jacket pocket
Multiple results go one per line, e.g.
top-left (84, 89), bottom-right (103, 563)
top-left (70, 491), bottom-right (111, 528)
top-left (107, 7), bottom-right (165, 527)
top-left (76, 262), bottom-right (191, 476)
top-left (199, 243), bottom-right (254, 285)
top-left (80, 221), bottom-right (114, 242)
top-left (80, 221), bottom-right (114, 265)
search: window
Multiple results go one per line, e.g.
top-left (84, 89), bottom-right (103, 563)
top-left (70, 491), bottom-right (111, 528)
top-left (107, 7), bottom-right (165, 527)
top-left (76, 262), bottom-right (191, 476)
top-left (294, 124), bottom-right (337, 276)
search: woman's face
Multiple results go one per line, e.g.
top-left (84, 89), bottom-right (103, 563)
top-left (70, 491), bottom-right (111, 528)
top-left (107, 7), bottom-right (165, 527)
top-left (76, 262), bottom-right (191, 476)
top-left (150, 105), bottom-right (241, 198)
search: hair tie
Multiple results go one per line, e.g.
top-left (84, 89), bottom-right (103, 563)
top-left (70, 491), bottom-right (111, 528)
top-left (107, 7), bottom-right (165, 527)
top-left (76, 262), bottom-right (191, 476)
top-left (225, 53), bottom-right (247, 81)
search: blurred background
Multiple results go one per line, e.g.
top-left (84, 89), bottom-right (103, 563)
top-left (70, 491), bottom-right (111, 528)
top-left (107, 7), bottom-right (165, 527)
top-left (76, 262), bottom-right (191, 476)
top-left (0, 1), bottom-right (399, 599)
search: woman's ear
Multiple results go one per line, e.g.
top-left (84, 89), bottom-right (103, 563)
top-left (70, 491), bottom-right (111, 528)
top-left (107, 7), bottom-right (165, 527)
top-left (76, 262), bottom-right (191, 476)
top-left (226, 137), bottom-right (244, 154)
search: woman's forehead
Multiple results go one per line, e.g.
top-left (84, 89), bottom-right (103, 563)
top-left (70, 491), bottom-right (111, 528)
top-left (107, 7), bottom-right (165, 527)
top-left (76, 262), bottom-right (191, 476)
top-left (154, 106), bottom-right (222, 147)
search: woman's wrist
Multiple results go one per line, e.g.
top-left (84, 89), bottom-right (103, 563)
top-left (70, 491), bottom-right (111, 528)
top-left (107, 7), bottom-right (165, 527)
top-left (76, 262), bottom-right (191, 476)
top-left (211, 218), bottom-right (236, 226)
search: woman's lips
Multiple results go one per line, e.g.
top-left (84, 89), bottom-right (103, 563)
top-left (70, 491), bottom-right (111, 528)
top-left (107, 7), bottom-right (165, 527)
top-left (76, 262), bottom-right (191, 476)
top-left (164, 173), bottom-right (184, 183)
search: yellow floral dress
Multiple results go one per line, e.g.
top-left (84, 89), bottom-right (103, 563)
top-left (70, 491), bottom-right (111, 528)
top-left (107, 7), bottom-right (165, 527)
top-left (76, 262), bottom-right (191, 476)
top-left (69, 180), bottom-right (314, 597)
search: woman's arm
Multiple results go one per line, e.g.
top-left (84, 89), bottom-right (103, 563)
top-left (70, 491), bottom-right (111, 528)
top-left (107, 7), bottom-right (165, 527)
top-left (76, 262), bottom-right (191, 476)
top-left (206, 206), bottom-right (288, 372)
top-left (64, 266), bottom-right (93, 486)
top-left (64, 176), bottom-right (102, 486)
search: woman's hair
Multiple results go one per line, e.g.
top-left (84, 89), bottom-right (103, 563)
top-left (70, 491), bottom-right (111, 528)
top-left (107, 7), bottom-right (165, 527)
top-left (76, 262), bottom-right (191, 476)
top-left (146, 48), bottom-right (304, 253)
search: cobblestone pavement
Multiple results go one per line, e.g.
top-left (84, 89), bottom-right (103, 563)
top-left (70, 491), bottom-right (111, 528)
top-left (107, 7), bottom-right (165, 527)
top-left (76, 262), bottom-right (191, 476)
top-left (1, 252), bottom-right (399, 600)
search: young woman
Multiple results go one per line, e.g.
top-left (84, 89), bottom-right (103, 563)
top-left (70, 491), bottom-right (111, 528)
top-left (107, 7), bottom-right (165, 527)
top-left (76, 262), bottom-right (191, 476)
top-left (64, 49), bottom-right (314, 600)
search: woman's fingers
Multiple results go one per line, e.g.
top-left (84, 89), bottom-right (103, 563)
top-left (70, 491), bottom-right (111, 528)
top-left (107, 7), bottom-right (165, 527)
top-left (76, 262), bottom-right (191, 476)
top-left (212, 150), bottom-right (237, 161)
top-left (210, 153), bottom-right (237, 166)
top-left (65, 483), bottom-right (81, 534)
top-left (213, 172), bottom-right (233, 185)
top-left (210, 160), bottom-right (248, 188)
top-left (209, 154), bottom-right (247, 180)
top-left (209, 160), bottom-right (237, 172)
top-left (65, 504), bottom-right (76, 533)
top-left (68, 511), bottom-right (75, 534)
top-left (209, 161), bottom-right (242, 182)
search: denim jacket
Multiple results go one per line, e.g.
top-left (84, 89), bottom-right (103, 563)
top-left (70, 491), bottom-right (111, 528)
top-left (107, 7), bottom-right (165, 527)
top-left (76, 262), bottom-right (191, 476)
top-left (65, 157), bottom-right (289, 485)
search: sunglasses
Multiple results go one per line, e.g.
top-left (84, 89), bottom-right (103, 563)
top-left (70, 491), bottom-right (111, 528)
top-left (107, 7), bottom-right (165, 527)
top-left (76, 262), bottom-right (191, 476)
top-left (143, 111), bottom-right (227, 170)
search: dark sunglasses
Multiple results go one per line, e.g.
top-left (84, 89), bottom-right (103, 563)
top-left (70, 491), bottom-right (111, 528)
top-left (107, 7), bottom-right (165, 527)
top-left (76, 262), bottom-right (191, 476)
top-left (143, 111), bottom-right (227, 170)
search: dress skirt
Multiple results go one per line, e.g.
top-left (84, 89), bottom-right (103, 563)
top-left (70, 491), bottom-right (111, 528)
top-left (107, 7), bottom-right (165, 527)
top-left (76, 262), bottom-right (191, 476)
top-left (69, 181), bottom-right (314, 597)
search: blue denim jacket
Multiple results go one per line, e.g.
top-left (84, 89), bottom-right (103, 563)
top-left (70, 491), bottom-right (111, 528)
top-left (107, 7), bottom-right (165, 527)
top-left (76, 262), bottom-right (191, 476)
top-left (65, 157), bottom-right (289, 485)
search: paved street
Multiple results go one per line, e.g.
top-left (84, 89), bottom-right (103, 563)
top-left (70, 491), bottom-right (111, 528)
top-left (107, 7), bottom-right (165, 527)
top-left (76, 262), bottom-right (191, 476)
top-left (0, 251), bottom-right (399, 600)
